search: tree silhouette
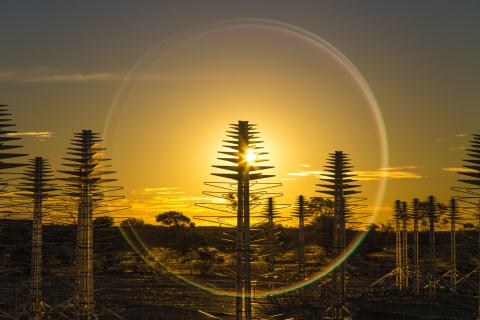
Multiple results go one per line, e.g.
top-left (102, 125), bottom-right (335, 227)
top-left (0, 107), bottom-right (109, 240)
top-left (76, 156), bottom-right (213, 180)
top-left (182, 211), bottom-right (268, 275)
top-left (93, 216), bottom-right (114, 228)
top-left (307, 196), bottom-right (335, 217)
top-left (156, 211), bottom-right (191, 228)
top-left (120, 218), bottom-right (145, 227)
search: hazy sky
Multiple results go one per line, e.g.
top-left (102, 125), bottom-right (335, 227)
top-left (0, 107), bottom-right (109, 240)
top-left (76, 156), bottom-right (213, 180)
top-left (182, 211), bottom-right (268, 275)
top-left (1, 1), bottom-right (479, 225)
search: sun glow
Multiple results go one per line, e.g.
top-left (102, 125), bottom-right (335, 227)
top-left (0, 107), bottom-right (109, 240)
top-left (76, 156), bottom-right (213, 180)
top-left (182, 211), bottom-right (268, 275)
top-left (245, 148), bottom-right (257, 164)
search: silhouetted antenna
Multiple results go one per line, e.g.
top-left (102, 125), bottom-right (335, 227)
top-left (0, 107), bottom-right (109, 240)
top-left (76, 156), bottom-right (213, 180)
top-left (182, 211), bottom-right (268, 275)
top-left (261, 197), bottom-right (289, 287)
top-left (412, 198), bottom-right (421, 295)
top-left (196, 121), bottom-right (280, 320)
top-left (451, 132), bottom-right (480, 319)
top-left (371, 200), bottom-right (410, 292)
top-left (448, 198), bottom-right (459, 294)
top-left (17, 157), bottom-right (56, 319)
top-left (317, 151), bottom-right (362, 320)
top-left (394, 200), bottom-right (403, 290)
top-left (291, 195), bottom-right (311, 281)
top-left (59, 130), bottom-right (120, 320)
top-left (266, 198), bottom-right (276, 276)
top-left (393, 200), bottom-right (409, 291)
top-left (0, 104), bottom-right (28, 217)
top-left (0, 105), bottom-right (27, 172)
top-left (426, 195), bottom-right (439, 297)
top-left (401, 201), bottom-right (409, 290)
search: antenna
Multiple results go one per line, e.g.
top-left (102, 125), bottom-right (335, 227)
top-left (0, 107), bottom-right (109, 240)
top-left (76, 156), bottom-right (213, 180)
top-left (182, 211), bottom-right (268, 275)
top-left (59, 130), bottom-right (121, 319)
top-left (196, 121), bottom-right (280, 320)
top-left (317, 151), bottom-right (363, 320)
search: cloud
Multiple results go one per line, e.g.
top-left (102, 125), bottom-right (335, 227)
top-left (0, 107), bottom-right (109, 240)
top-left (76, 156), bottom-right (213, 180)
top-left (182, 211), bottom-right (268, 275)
top-left (6, 131), bottom-right (54, 140)
top-left (25, 73), bottom-right (120, 83)
top-left (286, 166), bottom-right (423, 181)
top-left (0, 68), bottom-right (123, 83)
top-left (456, 134), bottom-right (467, 137)
top-left (299, 164), bottom-right (311, 168)
top-left (379, 165), bottom-right (418, 171)
top-left (0, 71), bottom-right (16, 80)
top-left (0, 68), bottom-right (121, 83)
top-left (131, 187), bottom-right (185, 196)
top-left (448, 146), bottom-right (466, 151)
top-left (442, 167), bottom-right (476, 173)
top-left (435, 139), bottom-right (446, 143)
top-left (287, 170), bottom-right (327, 177)
top-left (129, 187), bottom-right (224, 215)
top-left (0, 68), bottom-right (232, 83)
top-left (355, 170), bottom-right (423, 181)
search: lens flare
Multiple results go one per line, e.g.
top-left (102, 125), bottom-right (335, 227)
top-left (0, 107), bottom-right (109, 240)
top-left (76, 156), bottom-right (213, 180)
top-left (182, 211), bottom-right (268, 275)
top-left (105, 17), bottom-right (389, 298)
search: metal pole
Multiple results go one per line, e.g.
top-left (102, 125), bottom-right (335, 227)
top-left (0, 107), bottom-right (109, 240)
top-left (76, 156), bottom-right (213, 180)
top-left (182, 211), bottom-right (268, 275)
top-left (235, 122), bottom-right (248, 320)
top-left (77, 131), bottom-right (95, 319)
top-left (236, 167), bottom-right (244, 320)
top-left (238, 121), bottom-right (252, 320)
top-left (298, 195), bottom-right (306, 281)
top-left (243, 167), bottom-right (251, 320)
top-left (450, 198), bottom-right (457, 294)
top-left (402, 201), bottom-right (409, 289)
top-left (334, 151), bottom-right (346, 320)
top-left (30, 157), bottom-right (43, 320)
top-left (338, 191), bottom-right (346, 320)
top-left (267, 198), bottom-right (275, 277)
top-left (428, 195), bottom-right (436, 297)
top-left (413, 198), bottom-right (420, 295)
top-left (477, 199), bottom-right (480, 320)
top-left (394, 200), bottom-right (402, 290)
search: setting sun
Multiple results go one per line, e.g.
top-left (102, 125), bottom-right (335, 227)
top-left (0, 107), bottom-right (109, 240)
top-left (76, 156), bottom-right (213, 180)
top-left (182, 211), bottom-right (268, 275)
top-left (245, 148), bottom-right (257, 164)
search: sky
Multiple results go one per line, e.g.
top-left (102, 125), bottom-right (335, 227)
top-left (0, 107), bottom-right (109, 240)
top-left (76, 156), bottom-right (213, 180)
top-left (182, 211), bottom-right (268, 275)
top-left (1, 1), bottom-right (479, 226)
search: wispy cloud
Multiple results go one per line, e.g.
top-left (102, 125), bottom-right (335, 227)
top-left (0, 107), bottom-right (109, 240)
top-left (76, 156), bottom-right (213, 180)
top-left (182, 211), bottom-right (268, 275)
top-left (0, 68), bottom-right (232, 83)
top-left (129, 187), bottom-right (223, 215)
top-left (131, 187), bottom-right (186, 196)
top-left (6, 131), bottom-right (54, 141)
top-left (456, 133), bottom-right (467, 137)
top-left (0, 68), bottom-right (121, 83)
top-left (448, 146), bottom-right (466, 151)
top-left (379, 165), bottom-right (418, 171)
top-left (25, 73), bottom-right (120, 83)
top-left (442, 167), bottom-right (476, 173)
top-left (287, 170), bottom-right (326, 177)
top-left (355, 170), bottom-right (422, 181)
top-left (286, 166), bottom-right (423, 181)
top-left (435, 138), bottom-right (446, 143)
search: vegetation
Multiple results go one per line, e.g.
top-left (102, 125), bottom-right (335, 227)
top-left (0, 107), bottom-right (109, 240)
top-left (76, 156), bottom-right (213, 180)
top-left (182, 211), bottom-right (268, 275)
top-left (156, 211), bottom-right (194, 228)
top-left (120, 217), bottom-right (145, 227)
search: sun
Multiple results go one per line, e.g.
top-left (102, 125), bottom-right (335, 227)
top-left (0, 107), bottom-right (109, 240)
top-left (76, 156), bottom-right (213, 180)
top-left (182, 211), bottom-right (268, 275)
top-left (245, 148), bottom-right (257, 164)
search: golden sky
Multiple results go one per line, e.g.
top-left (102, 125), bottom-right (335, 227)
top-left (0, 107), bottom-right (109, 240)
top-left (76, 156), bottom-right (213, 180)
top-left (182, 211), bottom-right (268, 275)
top-left (1, 2), bottom-right (479, 226)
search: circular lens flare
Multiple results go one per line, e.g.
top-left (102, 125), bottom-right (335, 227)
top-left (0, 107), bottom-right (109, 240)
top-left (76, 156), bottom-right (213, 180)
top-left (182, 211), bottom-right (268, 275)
top-left (105, 17), bottom-right (389, 298)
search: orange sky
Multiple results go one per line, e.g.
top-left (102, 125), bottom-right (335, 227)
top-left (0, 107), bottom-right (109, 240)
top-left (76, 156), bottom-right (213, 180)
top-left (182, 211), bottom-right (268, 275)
top-left (1, 3), bottom-right (479, 227)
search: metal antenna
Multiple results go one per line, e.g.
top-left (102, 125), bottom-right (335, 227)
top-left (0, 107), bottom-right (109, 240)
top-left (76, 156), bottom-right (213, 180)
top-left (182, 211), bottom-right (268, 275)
top-left (0, 104), bottom-right (28, 319)
top-left (394, 200), bottom-right (403, 290)
top-left (0, 105), bottom-right (28, 171)
top-left (261, 197), bottom-right (289, 288)
top-left (292, 195), bottom-right (311, 281)
top-left (17, 157), bottom-right (56, 320)
top-left (197, 121), bottom-right (276, 320)
top-left (59, 130), bottom-right (118, 320)
top-left (266, 198), bottom-right (276, 277)
top-left (451, 132), bottom-right (480, 319)
top-left (412, 198), bottom-right (421, 295)
top-left (317, 151), bottom-right (362, 320)
top-left (449, 198), bottom-right (458, 294)
top-left (426, 195), bottom-right (438, 297)
top-left (402, 201), bottom-right (409, 290)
